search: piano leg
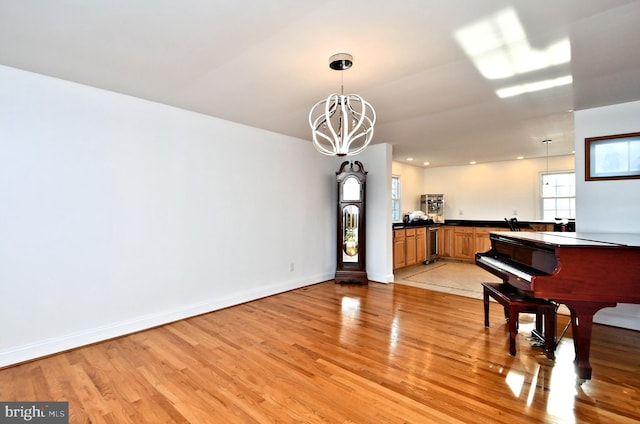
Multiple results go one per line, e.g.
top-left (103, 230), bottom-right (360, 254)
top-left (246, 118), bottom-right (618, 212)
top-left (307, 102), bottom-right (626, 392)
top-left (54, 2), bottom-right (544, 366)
top-left (508, 308), bottom-right (518, 356)
top-left (483, 288), bottom-right (490, 327)
top-left (565, 301), bottom-right (616, 381)
top-left (531, 307), bottom-right (557, 360)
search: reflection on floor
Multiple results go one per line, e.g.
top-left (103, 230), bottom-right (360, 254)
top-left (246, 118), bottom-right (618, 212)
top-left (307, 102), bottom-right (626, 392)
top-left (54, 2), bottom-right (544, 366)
top-left (394, 260), bottom-right (570, 316)
top-left (393, 260), bottom-right (500, 299)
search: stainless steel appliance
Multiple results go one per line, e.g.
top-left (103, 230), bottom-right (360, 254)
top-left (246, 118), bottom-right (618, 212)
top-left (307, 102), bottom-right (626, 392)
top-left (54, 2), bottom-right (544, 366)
top-left (424, 225), bottom-right (439, 264)
top-left (420, 194), bottom-right (444, 223)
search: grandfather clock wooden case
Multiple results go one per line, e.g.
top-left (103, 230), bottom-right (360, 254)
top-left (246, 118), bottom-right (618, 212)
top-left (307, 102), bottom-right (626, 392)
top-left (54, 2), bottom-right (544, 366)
top-left (335, 161), bottom-right (368, 285)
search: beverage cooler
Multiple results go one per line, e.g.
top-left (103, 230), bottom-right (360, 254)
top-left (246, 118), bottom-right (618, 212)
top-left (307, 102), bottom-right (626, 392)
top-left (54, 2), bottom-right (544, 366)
top-left (420, 194), bottom-right (444, 223)
top-left (424, 225), bottom-right (439, 264)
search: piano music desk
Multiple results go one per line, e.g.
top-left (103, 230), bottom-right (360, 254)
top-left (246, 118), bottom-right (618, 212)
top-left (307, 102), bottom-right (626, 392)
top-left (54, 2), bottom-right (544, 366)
top-left (482, 282), bottom-right (557, 360)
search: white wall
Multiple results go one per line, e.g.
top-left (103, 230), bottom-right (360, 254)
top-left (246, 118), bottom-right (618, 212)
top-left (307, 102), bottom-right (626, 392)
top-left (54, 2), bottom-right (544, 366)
top-left (358, 144), bottom-right (394, 283)
top-left (420, 156), bottom-right (575, 221)
top-left (575, 100), bottom-right (640, 330)
top-left (575, 101), bottom-right (640, 233)
top-left (391, 161), bottom-right (425, 218)
top-left (0, 65), bottom-right (339, 366)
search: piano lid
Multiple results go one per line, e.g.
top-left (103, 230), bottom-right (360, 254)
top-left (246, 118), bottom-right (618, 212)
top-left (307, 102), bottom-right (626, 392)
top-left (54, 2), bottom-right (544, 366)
top-left (490, 231), bottom-right (640, 248)
top-left (555, 232), bottom-right (640, 247)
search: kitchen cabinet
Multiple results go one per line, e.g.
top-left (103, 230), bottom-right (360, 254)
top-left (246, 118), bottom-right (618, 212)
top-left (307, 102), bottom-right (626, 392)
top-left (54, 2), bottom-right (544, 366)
top-left (393, 229), bottom-right (406, 269)
top-left (529, 223), bottom-right (554, 232)
top-left (474, 227), bottom-right (503, 254)
top-left (405, 228), bottom-right (417, 265)
top-left (394, 223), bottom-right (497, 270)
top-left (436, 221), bottom-right (558, 262)
top-left (453, 226), bottom-right (475, 260)
top-left (416, 227), bottom-right (427, 263)
top-left (439, 225), bottom-right (500, 261)
top-left (438, 225), bottom-right (454, 258)
top-left (393, 226), bottom-right (428, 270)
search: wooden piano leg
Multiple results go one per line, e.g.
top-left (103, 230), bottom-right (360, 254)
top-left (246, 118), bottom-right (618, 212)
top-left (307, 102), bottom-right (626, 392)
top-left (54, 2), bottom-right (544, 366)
top-left (483, 287), bottom-right (490, 327)
top-left (566, 301), bottom-right (616, 381)
top-left (508, 308), bottom-right (518, 356)
top-left (543, 306), bottom-right (556, 361)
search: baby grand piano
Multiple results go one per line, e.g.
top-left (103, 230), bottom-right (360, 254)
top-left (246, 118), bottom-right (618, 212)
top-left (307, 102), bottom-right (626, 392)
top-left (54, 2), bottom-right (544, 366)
top-left (476, 231), bottom-right (640, 380)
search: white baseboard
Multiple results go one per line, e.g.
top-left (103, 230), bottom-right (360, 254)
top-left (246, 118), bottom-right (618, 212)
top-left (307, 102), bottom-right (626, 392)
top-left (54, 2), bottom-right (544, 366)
top-left (368, 272), bottom-right (394, 284)
top-left (0, 274), bottom-right (332, 368)
top-left (594, 304), bottom-right (640, 331)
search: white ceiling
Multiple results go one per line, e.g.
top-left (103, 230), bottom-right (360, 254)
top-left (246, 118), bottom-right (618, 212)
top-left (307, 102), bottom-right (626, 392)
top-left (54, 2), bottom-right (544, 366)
top-left (2, 0), bottom-right (640, 166)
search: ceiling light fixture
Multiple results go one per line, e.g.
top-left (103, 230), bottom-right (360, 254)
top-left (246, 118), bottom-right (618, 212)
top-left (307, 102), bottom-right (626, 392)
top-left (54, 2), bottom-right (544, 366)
top-left (543, 139), bottom-right (551, 184)
top-left (309, 53), bottom-right (376, 156)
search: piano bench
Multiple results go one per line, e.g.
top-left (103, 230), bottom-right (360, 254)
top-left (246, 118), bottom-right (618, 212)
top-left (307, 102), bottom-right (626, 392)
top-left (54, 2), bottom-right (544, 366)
top-left (481, 282), bottom-right (557, 360)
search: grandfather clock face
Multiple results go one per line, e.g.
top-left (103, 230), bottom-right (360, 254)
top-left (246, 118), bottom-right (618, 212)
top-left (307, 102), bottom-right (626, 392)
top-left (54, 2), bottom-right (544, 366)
top-left (336, 161), bottom-right (367, 284)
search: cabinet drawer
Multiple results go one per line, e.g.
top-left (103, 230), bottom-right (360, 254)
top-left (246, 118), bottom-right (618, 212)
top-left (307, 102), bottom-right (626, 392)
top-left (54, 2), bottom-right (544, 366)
top-left (529, 223), bottom-right (554, 232)
top-left (453, 226), bottom-right (474, 234)
top-left (405, 228), bottom-right (416, 237)
top-left (393, 229), bottom-right (406, 240)
top-left (474, 227), bottom-right (503, 236)
top-left (415, 227), bottom-right (426, 237)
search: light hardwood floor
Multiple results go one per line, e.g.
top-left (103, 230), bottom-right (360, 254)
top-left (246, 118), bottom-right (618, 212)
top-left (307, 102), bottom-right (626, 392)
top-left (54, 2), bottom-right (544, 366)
top-left (1, 272), bottom-right (639, 423)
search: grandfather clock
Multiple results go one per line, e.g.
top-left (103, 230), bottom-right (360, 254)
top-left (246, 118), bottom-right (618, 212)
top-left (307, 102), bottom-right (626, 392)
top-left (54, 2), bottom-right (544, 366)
top-left (335, 161), bottom-right (368, 285)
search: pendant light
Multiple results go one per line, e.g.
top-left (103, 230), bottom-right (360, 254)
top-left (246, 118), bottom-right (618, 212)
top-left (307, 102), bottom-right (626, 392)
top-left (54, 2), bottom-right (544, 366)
top-left (309, 53), bottom-right (376, 157)
top-left (543, 139), bottom-right (551, 185)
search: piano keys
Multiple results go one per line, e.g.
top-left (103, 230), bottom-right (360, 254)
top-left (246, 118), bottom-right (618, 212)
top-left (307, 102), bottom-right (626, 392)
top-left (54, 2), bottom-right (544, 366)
top-left (476, 231), bottom-right (640, 380)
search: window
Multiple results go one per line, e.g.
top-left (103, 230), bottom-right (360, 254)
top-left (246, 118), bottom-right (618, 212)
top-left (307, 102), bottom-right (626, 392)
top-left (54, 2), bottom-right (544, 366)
top-left (391, 175), bottom-right (401, 221)
top-left (541, 172), bottom-right (575, 220)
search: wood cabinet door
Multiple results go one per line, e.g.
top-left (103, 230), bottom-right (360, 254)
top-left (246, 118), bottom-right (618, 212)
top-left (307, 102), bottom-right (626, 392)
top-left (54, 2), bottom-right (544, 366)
top-left (416, 227), bottom-right (426, 263)
top-left (405, 228), bottom-right (417, 265)
top-left (393, 230), bottom-right (406, 269)
top-left (529, 223), bottom-right (554, 232)
top-left (453, 227), bottom-right (474, 260)
top-left (438, 226), bottom-right (454, 258)
top-left (474, 227), bottom-right (502, 255)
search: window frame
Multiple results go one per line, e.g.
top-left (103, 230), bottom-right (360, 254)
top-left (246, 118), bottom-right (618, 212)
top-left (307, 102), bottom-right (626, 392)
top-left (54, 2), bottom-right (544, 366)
top-left (391, 175), bottom-right (401, 222)
top-left (540, 170), bottom-right (575, 220)
top-left (585, 132), bottom-right (640, 181)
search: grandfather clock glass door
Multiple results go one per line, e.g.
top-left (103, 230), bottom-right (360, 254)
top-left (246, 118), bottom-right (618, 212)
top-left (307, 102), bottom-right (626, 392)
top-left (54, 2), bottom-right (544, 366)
top-left (336, 161), bottom-right (367, 285)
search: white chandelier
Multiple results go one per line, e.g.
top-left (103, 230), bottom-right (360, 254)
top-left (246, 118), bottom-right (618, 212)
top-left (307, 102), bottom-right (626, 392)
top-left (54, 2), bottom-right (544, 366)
top-left (309, 53), bottom-right (376, 157)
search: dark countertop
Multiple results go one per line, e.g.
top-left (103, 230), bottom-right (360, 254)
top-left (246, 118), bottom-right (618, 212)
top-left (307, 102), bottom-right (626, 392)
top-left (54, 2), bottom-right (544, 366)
top-left (392, 220), bottom-right (440, 229)
top-left (442, 219), bottom-right (561, 228)
top-left (440, 219), bottom-right (521, 228)
top-left (393, 219), bottom-right (561, 230)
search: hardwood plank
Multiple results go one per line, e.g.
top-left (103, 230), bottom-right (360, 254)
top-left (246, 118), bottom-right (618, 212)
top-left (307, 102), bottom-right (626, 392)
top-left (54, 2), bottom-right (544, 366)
top-left (1, 281), bottom-right (639, 423)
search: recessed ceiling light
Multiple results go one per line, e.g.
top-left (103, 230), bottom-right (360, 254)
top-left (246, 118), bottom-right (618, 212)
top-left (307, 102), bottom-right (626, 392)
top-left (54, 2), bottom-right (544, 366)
top-left (516, 156), bottom-right (524, 160)
top-left (407, 157), bottom-right (414, 161)
top-left (469, 161), bottom-right (477, 165)
top-left (423, 161), bottom-right (430, 166)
